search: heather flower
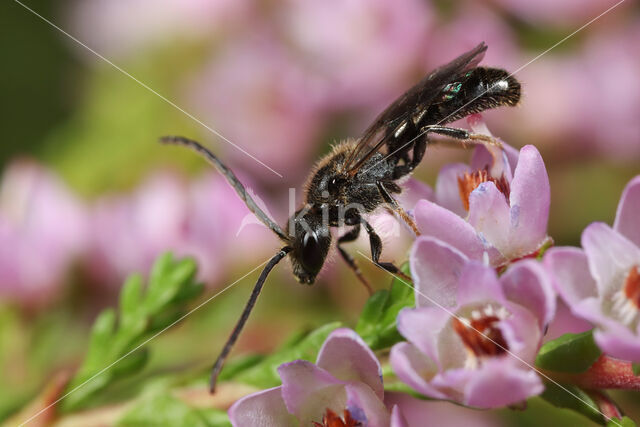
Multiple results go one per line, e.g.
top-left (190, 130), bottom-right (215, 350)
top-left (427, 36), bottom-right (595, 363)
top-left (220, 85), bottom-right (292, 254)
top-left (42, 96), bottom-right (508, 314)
top-left (188, 34), bottom-right (325, 184)
top-left (545, 175), bottom-right (640, 362)
top-left (88, 171), bottom-right (273, 288)
top-left (229, 328), bottom-right (396, 427)
top-left (275, 0), bottom-right (433, 111)
top-left (416, 116), bottom-right (550, 268)
top-left (71, 0), bottom-right (253, 58)
top-left (390, 237), bottom-right (554, 408)
top-left (0, 160), bottom-right (87, 306)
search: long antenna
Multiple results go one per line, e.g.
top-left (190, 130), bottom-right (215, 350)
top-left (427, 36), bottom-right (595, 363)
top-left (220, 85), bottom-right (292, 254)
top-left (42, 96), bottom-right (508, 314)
top-left (209, 246), bottom-right (292, 393)
top-left (159, 136), bottom-right (289, 242)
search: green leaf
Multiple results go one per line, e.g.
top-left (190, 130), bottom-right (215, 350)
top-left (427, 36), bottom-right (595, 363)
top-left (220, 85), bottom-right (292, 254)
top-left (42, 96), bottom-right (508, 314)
top-left (536, 330), bottom-right (601, 373)
top-left (62, 253), bottom-right (203, 412)
top-left (608, 416), bottom-right (636, 427)
top-left (356, 263), bottom-right (414, 350)
top-left (118, 392), bottom-right (224, 427)
top-left (539, 381), bottom-right (603, 424)
top-left (234, 322), bottom-right (341, 388)
top-left (632, 363), bottom-right (640, 376)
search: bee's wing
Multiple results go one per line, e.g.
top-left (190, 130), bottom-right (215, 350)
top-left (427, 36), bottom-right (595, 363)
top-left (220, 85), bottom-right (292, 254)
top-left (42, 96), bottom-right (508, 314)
top-left (342, 42), bottom-right (487, 175)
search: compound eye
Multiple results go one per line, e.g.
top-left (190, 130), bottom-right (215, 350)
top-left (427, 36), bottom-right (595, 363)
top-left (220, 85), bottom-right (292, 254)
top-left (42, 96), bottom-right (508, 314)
top-left (301, 231), bottom-right (324, 274)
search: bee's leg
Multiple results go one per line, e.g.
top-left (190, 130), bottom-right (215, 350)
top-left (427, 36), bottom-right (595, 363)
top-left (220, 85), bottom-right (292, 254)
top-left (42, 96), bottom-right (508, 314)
top-left (422, 125), bottom-right (502, 149)
top-left (337, 224), bottom-right (373, 295)
top-left (362, 220), bottom-right (412, 283)
top-left (376, 182), bottom-right (421, 237)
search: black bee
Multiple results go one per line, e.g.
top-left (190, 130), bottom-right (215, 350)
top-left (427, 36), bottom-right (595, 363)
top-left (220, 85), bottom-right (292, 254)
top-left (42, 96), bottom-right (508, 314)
top-left (160, 42), bottom-right (521, 392)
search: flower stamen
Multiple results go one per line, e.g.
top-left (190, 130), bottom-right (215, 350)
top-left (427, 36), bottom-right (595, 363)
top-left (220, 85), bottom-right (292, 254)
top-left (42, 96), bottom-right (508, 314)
top-left (453, 305), bottom-right (508, 367)
top-left (313, 408), bottom-right (362, 427)
top-left (457, 167), bottom-right (510, 211)
top-left (612, 265), bottom-right (640, 326)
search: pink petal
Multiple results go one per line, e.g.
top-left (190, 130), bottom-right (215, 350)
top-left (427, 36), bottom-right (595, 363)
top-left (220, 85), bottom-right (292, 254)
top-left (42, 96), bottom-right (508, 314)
top-left (467, 182), bottom-right (511, 256)
top-left (464, 359), bottom-right (544, 408)
top-left (614, 175), bottom-right (640, 247)
top-left (414, 199), bottom-right (495, 261)
top-left (544, 247), bottom-right (598, 306)
top-left (581, 223), bottom-right (640, 297)
top-left (410, 237), bottom-right (468, 309)
top-left (434, 163), bottom-right (471, 217)
top-left (390, 405), bottom-right (409, 427)
top-left (544, 299), bottom-right (593, 342)
top-left (389, 342), bottom-right (447, 400)
top-left (508, 145), bottom-right (550, 256)
top-left (593, 328), bottom-right (640, 362)
top-left (344, 383), bottom-right (390, 427)
top-left (456, 262), bottom-right (504, 307)
top-left (316, 328), bottom-right (383, 399)
top-left (501, 260), bottom-right (556, 328)
top-left (278, 360), bottom-right (345, 422)
top-left (228, 386), bottom-right (297, 427)
top-left (397, 307), bottom-right (449, 365)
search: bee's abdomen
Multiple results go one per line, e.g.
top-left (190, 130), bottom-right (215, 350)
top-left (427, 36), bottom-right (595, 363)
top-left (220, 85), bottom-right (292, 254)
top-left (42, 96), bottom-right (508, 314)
top-left (426, 67), bottom-right (520, 125)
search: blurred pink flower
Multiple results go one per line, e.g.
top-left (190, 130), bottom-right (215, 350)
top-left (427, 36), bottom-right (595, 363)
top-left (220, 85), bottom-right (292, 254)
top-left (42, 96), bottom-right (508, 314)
top-left (275, 0), bottom-right (434, 111)
top-left (88, 170), bottom-right (274, 288)
top-left (391, 237), bottom-right (553, 408)
top-left (416, 117), bottom-right (550, 268)
top-left (545, 175), bottom-right (640, 362)
top-left (0, 160), bottom-right (87, 306)
top-left (230, 328), bottom-right (397, 427)
top-left (515, 24), bottom-right (640, 158)
top-left (71, 0), bottom-right (253, 58)
top-left (188, 35), bottom-right (326, 184)
top-left (489, 0), bottom-right (628, 27)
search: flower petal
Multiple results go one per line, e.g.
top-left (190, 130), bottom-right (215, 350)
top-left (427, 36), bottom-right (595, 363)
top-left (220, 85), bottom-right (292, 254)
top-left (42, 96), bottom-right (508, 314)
top-left (278, 360), bottom-right (345, 423)
top-left (501, 259), bottom-right (556, 328)
top-left (397, 307), bottom-right (450, 365)
top-left (614, 175), bottom-right (640, 247)
top-left (410, 236), bottom-right (468, 309)
top-left (344, 383), bottom-right (390, 427)
top-left (593, 327), bottom-right (640, 362)
top-left (414, 199), bottom-right (497, 262)
top-left (316, 328), bottom-right (383, 399)
top-left (582, 222), bottom-right (640, 298)
top-left (463, 359), bottom-right (544, 408)
top-left (508, 145), bottom-right (550, 257)
top-left (434, 162), bottom-right (471, 217)
top-left (467, 181), bottom-right (511, 257)
top-left (456, 261), bottom-right (504, 307)
top-left (544, 247), bottom-right (598, 306)
top-left (228, 386), bottom-right (297, 427)
top-left (390, 405), bottom-right (409, 427)
top-left (389, 342), bottom-right (447, 400)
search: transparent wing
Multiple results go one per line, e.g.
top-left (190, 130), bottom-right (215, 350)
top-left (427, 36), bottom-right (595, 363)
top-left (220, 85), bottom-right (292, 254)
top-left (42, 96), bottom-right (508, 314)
top-left (342, 42), bottom-right (487, 175)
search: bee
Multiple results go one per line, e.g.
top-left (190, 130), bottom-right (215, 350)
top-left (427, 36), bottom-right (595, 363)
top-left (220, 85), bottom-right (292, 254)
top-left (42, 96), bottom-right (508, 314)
top-left (160, 42), bottom-right (521, 392)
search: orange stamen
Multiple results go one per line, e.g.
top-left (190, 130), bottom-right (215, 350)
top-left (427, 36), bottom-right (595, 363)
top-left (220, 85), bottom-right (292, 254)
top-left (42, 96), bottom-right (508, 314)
top-left (457, 167), bottom-right (510, 211)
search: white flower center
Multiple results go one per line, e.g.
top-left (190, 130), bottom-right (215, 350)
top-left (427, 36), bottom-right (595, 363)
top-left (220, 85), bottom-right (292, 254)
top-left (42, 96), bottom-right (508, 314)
top-left (611, 265), bottom-right (640, 327)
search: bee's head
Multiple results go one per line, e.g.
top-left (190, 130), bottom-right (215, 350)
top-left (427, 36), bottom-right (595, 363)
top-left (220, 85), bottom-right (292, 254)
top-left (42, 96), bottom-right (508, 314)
top-left (286, 208), bottom-right (331, 284)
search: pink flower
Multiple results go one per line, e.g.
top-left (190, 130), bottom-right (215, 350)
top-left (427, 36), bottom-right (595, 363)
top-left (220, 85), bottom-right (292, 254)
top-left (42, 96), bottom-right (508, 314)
top-left (275, 0), bottom-right (433, 111)
top-left (188, 34), bottom-right (325, 184)
top-left (71, 0), bottom-right (253, 58)
top-left (416, 117), bottom-right (550, 268)
top-left (0, 160), bottom-right (87, 306)
top-left (490, 0), bottom-right (629, 27)
top-left (390, 237), bottom-right (554, 408)
top-left (229, 328), bottom-right (398, 427)
top-left (545, 175), bottom-right (640, 362)
top-left (88, 170), bottom-right (273, 288)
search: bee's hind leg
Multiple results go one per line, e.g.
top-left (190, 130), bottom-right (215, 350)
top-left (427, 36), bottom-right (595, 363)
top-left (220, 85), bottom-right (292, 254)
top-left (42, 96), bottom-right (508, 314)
top-left (361, 220), bottom-right (412, 283)
top-left (337, 224), bottom-right (374, 295)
